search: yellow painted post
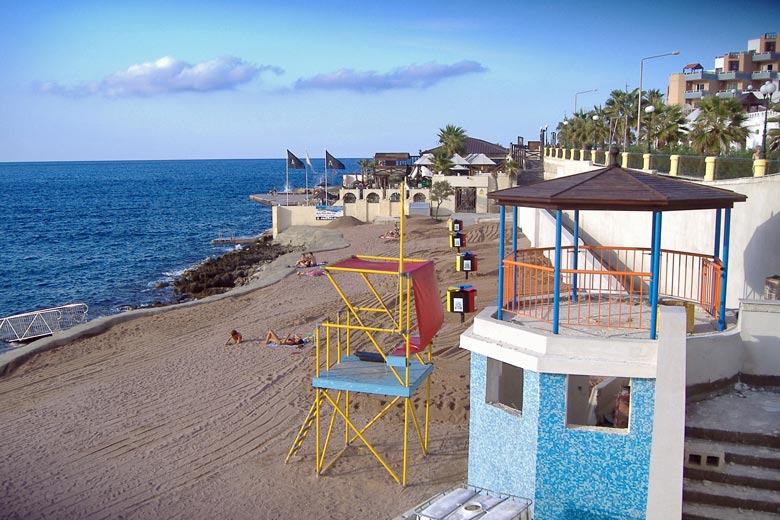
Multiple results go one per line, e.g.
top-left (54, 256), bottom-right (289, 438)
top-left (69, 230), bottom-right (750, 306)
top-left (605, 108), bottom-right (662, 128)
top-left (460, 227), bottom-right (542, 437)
top-left (403, 399), bottom-right (409, 486)
top-left (570, 148), bottom-right (576, 160)
top-left (705, 156), bottom-right (716, 181)
top-left (643, 153), bottom-right (651, 170)
top-left (621, 152), bottom-right (630, 168)
top-left (754, 158), bottom-right (767, 177)
top-left (315, 388), bottom-right (321, 474)
top-left (591, 149), bottom-right (597, 163)
top-left (670, 155), bottom-right (679, 176)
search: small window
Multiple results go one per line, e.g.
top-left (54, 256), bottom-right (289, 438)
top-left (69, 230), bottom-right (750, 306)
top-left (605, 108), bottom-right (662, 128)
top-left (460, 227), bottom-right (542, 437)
top-left (366, 192), bottom-right (380, 203)
top-left (486, 358), bottom-right (523, 413)
top-left (413, 193), bottom-right (427, 203)
top-left (389, 192), bottom-right (400, 202)
top-left (343, 193), bottom-right (356, 203)
top-left (566, 375), bottom-right (630, 430)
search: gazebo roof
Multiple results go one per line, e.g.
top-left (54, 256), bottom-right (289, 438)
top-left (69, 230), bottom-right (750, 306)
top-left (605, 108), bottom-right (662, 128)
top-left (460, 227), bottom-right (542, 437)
top-left (488, 162), bottom-right (747, 212)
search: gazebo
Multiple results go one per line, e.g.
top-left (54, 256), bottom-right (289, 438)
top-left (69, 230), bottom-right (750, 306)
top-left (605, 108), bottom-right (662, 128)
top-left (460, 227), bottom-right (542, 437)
top-left (489, 149), bottom-right (747, 339)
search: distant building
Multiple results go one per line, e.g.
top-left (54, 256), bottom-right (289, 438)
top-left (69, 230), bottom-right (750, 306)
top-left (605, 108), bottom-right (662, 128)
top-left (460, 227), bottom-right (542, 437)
top-left (668, 32), bottom-right (779, 111)
top-left (421, 137), bottom-right (509, 165)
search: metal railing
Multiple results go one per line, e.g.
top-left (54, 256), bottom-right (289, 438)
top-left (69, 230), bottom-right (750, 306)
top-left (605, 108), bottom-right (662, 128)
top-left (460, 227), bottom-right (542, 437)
top-left (0, 303), bottom-right (89, 343)
top-left (502, 246), bottom-right (721, 331)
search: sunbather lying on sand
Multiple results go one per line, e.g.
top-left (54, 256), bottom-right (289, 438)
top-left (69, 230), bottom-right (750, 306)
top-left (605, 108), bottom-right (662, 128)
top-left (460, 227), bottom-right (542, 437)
top-left (225, 329), bottom-right (243, 345)
top-left (264, 329), bottom-right (304, 346)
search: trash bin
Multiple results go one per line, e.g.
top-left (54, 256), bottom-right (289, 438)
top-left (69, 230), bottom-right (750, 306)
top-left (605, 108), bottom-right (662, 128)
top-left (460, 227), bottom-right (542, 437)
top-left (658, 299), bottom-right (695, 334)
top-left (765, 275), bottom-right (780, 300)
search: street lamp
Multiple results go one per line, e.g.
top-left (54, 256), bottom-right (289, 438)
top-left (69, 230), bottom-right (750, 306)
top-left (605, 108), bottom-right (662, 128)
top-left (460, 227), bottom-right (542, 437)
top-left (645, 105), bottom-right (655, 153)
top-left (637, 50), bottom-right (680, 138)
top-left (540, 125), bottom-right (548, 148)
top-left (575, 89), bottom-right (598, 113)
top-left (759, 81), bottom-right (777, 159)
top-left (563, 119), bottom-right (569, 148)
top-left (592, 115), bottom-right (599, 150)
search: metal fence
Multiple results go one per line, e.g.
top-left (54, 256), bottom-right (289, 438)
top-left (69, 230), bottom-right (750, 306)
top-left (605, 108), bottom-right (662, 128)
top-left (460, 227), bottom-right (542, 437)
top-left (0, 303), bottom-right (89, 343)
top-left (714, 157), bottom-right (753, 180)
top-left (677, 155), bottom-right (706, 179)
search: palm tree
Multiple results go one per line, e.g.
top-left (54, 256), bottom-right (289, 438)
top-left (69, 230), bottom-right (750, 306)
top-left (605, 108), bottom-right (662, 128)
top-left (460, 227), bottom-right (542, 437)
top-left (356, 158), bottom-right (374, 184)
top-left (567, 111), bottom-right (590, 149)
top-left (431, 148), bottom-right (454, 175)
top-left (504, 158), bottom-right (520, 186)
top-left (438, 124), bottom-right (468, 157)
top-left (605, 88), bottom-right (638, 150)
top-left (688, 96), bottom-right (749, 155)
top-left (651, 104), bottom-right (686, 150)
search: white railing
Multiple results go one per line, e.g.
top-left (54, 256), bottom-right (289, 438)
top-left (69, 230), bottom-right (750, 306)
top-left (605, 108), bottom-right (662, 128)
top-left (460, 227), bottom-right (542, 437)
top-left (0, 303), bottom-right (89, 343)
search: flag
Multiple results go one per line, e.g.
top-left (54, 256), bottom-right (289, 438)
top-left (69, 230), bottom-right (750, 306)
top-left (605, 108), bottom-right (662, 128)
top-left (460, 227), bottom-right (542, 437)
top-left (325, 150), bottom-right (345, 170)
top-left (286, 149), bottom-right (305, 169)
top-left (305, 151), bottom-right (315, 171)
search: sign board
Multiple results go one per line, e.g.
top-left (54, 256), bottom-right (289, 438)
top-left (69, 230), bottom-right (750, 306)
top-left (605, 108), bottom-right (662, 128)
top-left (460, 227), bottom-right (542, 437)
top-left (315, 205), bottom-right (344, 220)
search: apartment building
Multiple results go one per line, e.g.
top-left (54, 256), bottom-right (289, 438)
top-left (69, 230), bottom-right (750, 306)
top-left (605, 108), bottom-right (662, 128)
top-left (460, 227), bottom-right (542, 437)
top-left (668, 32), bottom-right (779, 111)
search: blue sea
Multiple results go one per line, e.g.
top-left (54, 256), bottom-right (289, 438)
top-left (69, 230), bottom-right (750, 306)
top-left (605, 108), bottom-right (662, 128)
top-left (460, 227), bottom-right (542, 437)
top-left (0, 158), bottom-right (359, 324)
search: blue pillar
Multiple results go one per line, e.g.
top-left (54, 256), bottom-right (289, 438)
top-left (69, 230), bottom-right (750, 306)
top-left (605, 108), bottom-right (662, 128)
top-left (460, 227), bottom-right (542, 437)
top-left (572, 210), bottom-right (580, 302)
top-left (649, 211), bottom-right (663, 340)
top-left (553, 210), bottom-right (563, 334)
top-left (718, 208), bottom-right (731, 331)
top-left (714, 208), bottom-right (722, 260)
top-left (498, 205), bottom-right (506, 320)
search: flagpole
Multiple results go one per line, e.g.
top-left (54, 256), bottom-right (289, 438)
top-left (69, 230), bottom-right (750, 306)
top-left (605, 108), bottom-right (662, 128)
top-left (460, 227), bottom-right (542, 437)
top-left (324, 150), bottom-right (328, 210)
top-left (285, 156), bottom-right (289, 207)
top-left (305, 161), bottom-right (309, 205)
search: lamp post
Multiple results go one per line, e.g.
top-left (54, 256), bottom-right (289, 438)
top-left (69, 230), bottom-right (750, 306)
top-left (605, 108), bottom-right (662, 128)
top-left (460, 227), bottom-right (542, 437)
top-left (592, 115), bottom-right (599, 150)
top-left (637, 50), bottom-right (680, 139)
top-left (759, 81), bottom-right (777, 159)
top-left (645, 105), bottom-right (655, 153)
top-left (574, 89), bottom-right (597, 113)
top-left (540, 125), bottom-right (548, 148)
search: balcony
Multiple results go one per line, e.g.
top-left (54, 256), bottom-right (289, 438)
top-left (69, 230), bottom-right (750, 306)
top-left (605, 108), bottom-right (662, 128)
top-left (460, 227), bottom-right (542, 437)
top-left (715, 89), bottom-right (740, 98)
top-left (752, 52), bottom-right (780, 62)
top-left (685, 90), bottom-right (707, 99)
top-left (717, 71), bottom-right (751, 81)
top-left (752, 70), bottom-right (776, 80)
top-left (684, 70), bottom-right (717, 81)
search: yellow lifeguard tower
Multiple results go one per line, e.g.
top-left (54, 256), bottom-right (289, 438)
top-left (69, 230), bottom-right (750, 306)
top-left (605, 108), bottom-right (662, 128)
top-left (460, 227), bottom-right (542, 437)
top-left (286, 204), bottom-right (443, 486)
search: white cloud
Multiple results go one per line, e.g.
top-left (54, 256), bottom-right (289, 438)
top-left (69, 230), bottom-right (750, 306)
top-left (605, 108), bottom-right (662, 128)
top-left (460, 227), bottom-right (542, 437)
top-left (37, 56), bottom-right (283, 97)
top-left (293, 60), bottom-right (487, 93)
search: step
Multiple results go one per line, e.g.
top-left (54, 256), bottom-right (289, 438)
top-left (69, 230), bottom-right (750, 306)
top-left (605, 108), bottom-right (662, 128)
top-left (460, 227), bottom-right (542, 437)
top-left (686, 426), bottom-right (780, 449)
top-left (682, 502), bottom-right (780, 520)
top-left (686, 438), bottom-right (780, 471)
top-left (685, 463), bottom-right (780, 491)
top-left (683, 478), bottom-right (780, 514)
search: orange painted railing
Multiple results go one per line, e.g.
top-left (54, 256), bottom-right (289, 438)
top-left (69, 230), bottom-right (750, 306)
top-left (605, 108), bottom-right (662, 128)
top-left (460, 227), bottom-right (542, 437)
top-left (502, 246), bottom-right (722, 331)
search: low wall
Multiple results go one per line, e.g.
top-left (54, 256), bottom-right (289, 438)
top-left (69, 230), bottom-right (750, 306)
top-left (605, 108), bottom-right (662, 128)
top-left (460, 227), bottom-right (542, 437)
top-left (272, 206), bottom-right (332, 237)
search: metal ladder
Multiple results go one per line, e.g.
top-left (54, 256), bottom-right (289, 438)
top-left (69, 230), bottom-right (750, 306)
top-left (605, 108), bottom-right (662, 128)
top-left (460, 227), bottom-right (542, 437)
top-left (285, 393), bottom-right (325, 463)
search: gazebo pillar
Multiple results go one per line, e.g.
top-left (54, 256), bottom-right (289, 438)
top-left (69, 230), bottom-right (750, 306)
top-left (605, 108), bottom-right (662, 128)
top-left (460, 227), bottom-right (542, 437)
top-left (649, 211), bottom-right (663, 340)
top-left (572, 210), bottom-right (580, 302)
top-left (553, 210), bottom-right (563, 334)
top-left (714, 208), bottom-right (722, 260)
top-left (719, 208), bottom-right (731, 331)
top-left (497, 205), bottom-right (506, 320)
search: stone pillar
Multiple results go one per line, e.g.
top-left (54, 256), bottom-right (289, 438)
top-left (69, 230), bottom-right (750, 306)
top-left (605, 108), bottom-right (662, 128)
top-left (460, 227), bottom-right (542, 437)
top-left (643, 153), bottom-right (651, 170)
top-left (753, 158), bottom-right (767, 177)
top-left (621, 152), bottom-right (630, 168)
top-left (669, 155), bottom-right (679, 176)
top-left (570, 148), bottom-right (576, 160)
top-left (704, 156), bottom-right (716, 181)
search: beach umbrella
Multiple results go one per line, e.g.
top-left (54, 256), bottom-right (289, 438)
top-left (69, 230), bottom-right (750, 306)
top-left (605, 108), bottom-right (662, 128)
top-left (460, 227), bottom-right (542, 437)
top-left (450, 153), bottom-right (470, 165)
top-left (414, 154), bottom-right (434, 166)
top-left (467, 153), bottom-right (496, 166)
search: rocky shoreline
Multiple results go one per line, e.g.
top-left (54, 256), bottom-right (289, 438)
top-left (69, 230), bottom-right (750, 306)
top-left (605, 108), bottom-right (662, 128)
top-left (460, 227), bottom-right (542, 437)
top-left (171, 237), bottom-right (297, 301)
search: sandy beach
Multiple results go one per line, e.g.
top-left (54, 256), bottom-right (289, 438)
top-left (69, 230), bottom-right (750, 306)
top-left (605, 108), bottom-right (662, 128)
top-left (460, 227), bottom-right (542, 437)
top-left (0, 216), bottom-right (514, 520)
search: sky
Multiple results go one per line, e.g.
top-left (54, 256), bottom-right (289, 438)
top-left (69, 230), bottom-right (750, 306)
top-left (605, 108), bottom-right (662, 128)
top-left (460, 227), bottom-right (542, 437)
top-left (1, 0), bottom-right (779, 162)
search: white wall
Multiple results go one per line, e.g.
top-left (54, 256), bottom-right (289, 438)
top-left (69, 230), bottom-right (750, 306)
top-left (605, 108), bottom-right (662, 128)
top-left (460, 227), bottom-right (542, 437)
top-left (539, 164), bottom-right (780, 308)
top-left (739, 300), bottom-right (780, 376)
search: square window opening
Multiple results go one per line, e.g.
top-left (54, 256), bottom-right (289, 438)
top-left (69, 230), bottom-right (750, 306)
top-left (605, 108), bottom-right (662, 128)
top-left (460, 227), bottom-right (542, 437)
top-left (486, 358), bottom-right (524, 414)
top-left (566, 375), bottom-right (630, 430)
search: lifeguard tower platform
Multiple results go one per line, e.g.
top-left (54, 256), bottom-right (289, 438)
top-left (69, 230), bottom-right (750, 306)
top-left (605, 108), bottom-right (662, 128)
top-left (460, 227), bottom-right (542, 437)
top-left (286, 206), bottom-right (443, 486)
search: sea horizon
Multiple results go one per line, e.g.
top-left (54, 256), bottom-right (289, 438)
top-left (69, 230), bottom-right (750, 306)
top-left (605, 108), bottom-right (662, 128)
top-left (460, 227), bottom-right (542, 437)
top-left (0, 157), bottom-right (361, 332)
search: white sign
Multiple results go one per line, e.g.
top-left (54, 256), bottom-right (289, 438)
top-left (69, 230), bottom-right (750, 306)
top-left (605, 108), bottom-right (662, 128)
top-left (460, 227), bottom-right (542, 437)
top-left (315, 205), bottom-right (344, 220)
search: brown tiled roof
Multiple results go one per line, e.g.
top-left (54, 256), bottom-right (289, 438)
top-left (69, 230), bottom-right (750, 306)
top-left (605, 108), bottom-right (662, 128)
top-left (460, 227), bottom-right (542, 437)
top-left (422, 137), bottom-right (508, 156)
top-left (488, 164), bottom-right (747, 212)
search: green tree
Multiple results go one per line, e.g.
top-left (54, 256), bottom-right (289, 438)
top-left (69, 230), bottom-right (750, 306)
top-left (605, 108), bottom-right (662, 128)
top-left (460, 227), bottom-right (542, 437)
top-left (688, 96), bottom-right (749, 155)
top-left (431, 148), bottom-right (454, 175)
top-left (605, 88), bottom-right (638, 150)
top-left (356, 158), bottom-right (374, 184)
top-left (430, 180), bottom-right (455, 221)
top-left (650, 104), bottom-right (686, 150)
top-left (504, 158), bottom-right (520, 186)
top-left (567, 111), bottom-right (591, 149)
top-left (437, 124), bottom-right (468, 156)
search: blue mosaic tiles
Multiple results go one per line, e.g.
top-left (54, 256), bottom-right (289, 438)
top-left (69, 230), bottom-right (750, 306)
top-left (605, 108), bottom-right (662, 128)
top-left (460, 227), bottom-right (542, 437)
top-left (466, 353), bottom-right (657, 520)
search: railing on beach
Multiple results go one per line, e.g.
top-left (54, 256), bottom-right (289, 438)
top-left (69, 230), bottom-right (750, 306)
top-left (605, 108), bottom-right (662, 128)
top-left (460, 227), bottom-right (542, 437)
top-left (501, 246), bottom-right (721, 331)
top-left (0, 303), bottom-right (89, 343)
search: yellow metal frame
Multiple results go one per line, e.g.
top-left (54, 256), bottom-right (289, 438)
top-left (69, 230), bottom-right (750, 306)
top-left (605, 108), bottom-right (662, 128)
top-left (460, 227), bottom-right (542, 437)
top-left (288, 194), bottom-right (435, 485)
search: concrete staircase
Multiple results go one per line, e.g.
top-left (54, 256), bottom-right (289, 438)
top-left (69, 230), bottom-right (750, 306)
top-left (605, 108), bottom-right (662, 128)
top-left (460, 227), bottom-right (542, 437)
top-left (682, 425), bottom-right (780, 519)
